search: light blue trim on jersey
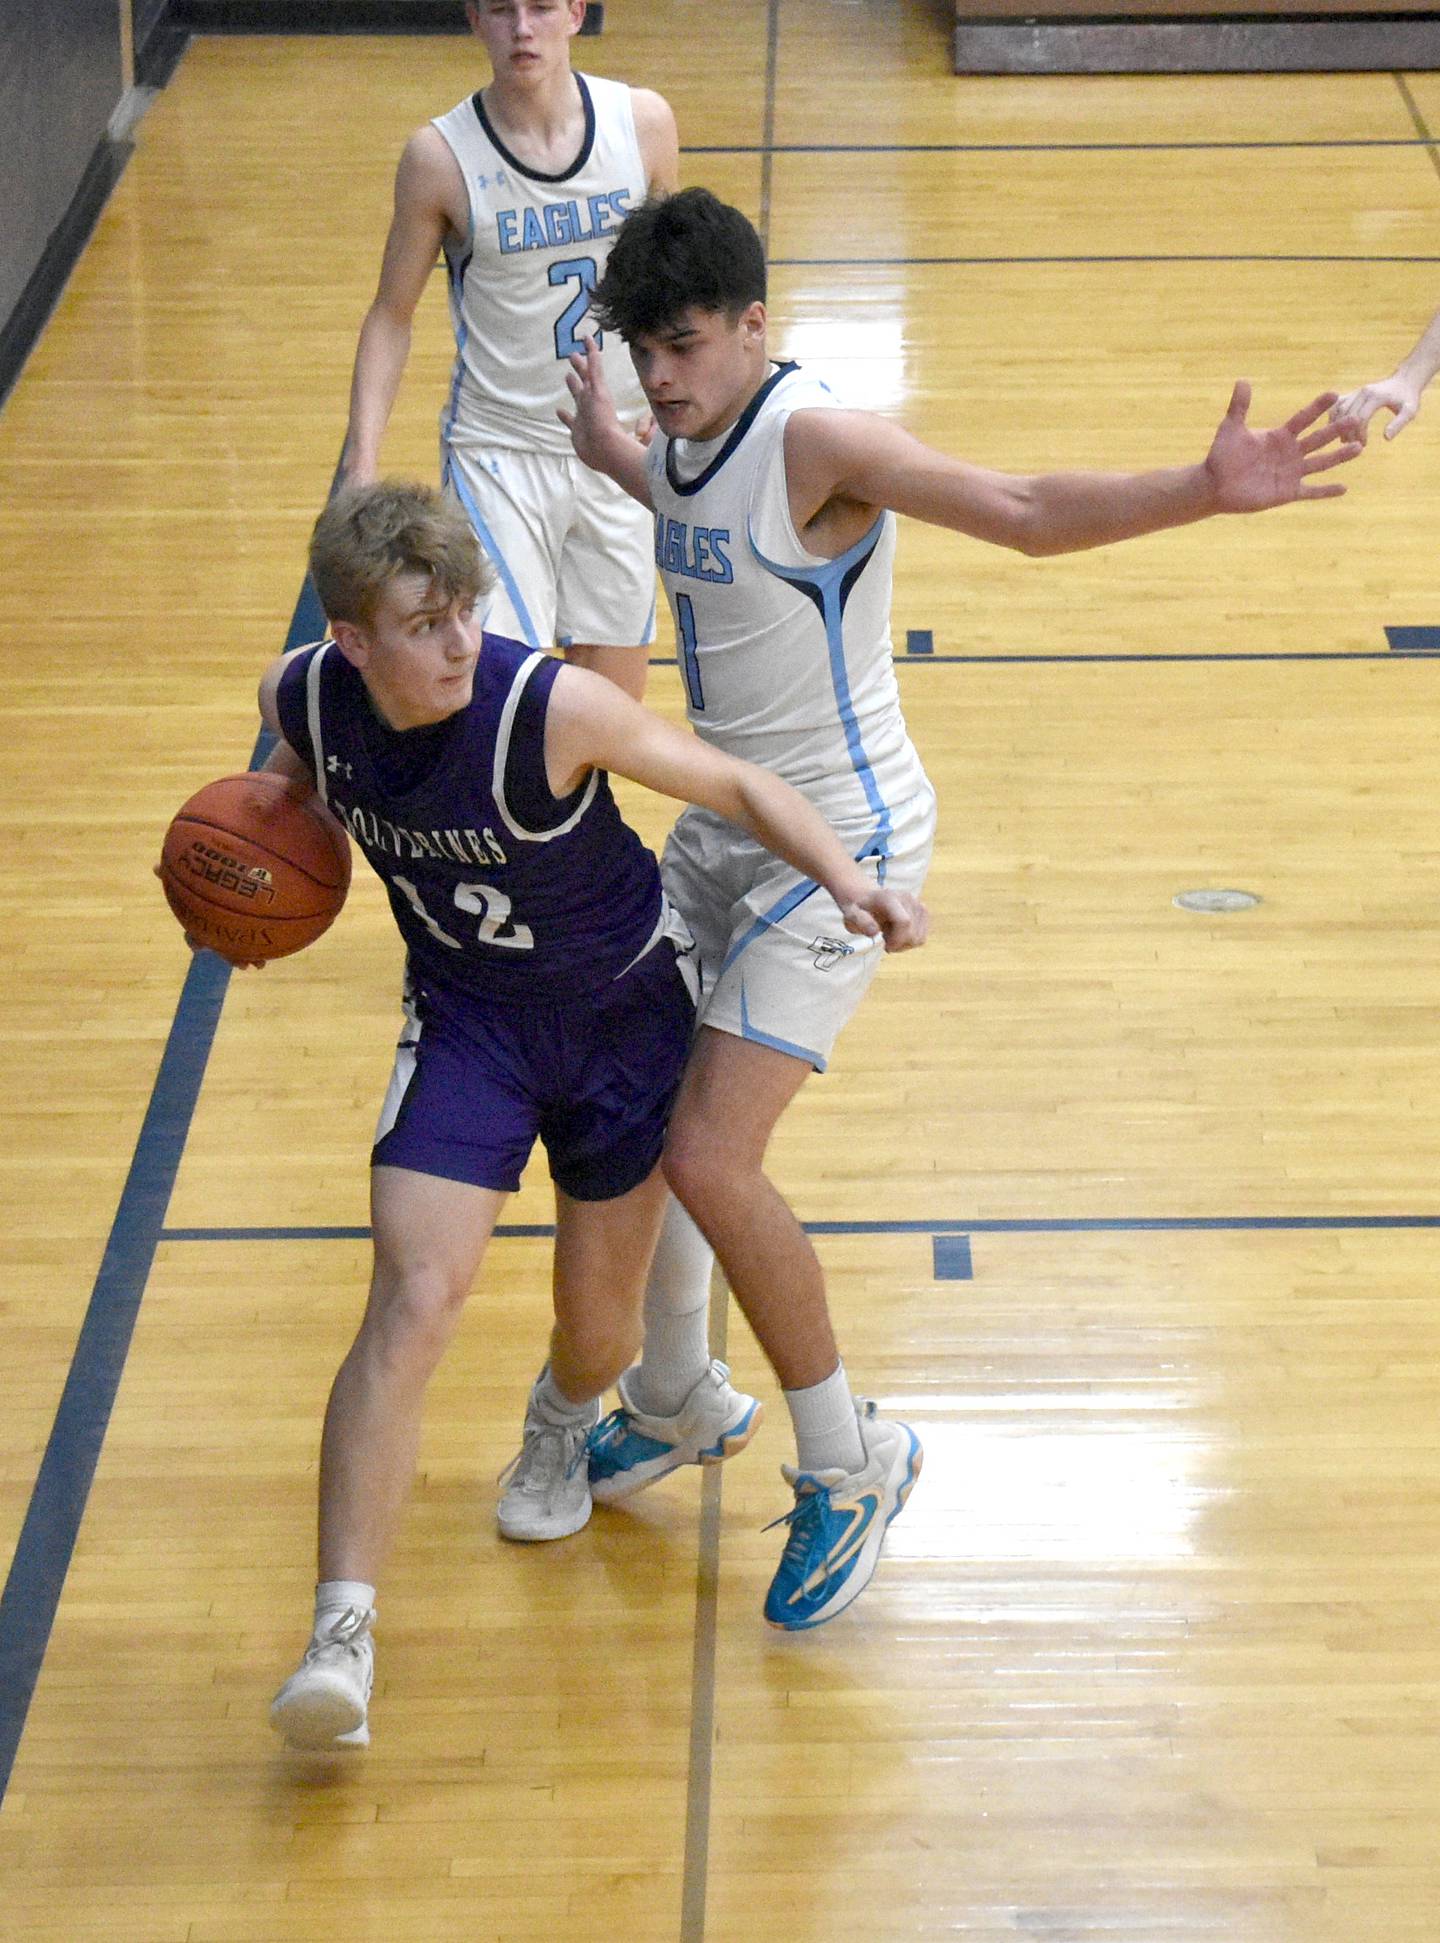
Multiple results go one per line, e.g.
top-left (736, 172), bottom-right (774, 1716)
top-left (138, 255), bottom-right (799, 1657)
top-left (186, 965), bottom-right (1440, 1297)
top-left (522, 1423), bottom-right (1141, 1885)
top-left (719, 871), bottom-right (825, 978)
top-left (439, 232), bottom-right (474, 450)
top-left (739, 982), bottom-right (827, 1073)
top-left (445, 460), bottom-right (543, 650)
top-left (747, 513), bottom-right (893, 855)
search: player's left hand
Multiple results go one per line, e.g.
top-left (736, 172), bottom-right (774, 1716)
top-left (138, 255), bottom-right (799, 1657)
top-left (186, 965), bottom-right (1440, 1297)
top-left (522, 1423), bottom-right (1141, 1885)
top-left (1204, 381), bottom-right (1364, 511)
top-left (839, 887), bottom-right (929, 953)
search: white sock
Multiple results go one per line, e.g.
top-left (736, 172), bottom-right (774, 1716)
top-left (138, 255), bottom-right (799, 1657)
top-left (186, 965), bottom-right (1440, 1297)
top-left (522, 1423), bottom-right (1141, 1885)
top-left (314, 1580), bottom-right (376, 1632)
top-left (631, 1199), bottom-right (715, 1416)
top-left (784, 1364), bottom-right (864, 1475)
top-left (532, 1364), bottom-right (600, 1427)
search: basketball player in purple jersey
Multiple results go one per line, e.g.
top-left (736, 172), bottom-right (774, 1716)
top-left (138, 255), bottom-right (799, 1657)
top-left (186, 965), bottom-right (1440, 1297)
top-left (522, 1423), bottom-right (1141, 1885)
top-left (340, 0), bottom-right (676, 700)
top-left (560, 189), bottom-right (1367, 1632)
top-left (336, 3), bottom-right (737, 1489)
top-left (255, 482), bottom-right (925, 1749)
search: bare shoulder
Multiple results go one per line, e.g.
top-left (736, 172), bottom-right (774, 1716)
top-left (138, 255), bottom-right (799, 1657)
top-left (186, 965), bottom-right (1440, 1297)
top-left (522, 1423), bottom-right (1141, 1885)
top-left (629, 87), bottom-right (679, 192)
top-left (395, 122), bottom-right (467, 223)
top-left (782, 407), bottom-right (903, 537)
top-left (782, 404), bottom-right (887, 490)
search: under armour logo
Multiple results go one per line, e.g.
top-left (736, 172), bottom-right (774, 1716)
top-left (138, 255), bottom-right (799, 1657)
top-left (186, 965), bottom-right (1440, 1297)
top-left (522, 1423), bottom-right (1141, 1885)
top-left (327, 755), bottom-right (354, 782)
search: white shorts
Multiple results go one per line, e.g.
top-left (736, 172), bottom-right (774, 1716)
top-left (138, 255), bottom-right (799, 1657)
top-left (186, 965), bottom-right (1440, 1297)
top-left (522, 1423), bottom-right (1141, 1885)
top-left (442, 439), bottom-right (658, 650)
top-left (660, 782), bottom-right (937, 1073)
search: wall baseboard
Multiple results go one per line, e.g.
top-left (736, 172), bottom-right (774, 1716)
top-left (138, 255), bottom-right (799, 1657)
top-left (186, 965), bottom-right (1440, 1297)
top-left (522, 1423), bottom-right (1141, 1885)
top-left (955, 15), bottom-right (1440, 72)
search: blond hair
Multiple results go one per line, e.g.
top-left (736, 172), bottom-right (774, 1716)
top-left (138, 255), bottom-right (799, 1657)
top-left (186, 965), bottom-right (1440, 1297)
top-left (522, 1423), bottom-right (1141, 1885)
top-left (309, 481), bottom-right (492, 628)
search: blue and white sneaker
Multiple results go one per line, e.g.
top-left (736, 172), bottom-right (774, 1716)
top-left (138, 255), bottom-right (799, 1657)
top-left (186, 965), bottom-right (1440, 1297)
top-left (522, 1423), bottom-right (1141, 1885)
top-left (762, 1403), bottom-right (923, 1631)
top-left (587, 1359), bottom-right (763, 1504)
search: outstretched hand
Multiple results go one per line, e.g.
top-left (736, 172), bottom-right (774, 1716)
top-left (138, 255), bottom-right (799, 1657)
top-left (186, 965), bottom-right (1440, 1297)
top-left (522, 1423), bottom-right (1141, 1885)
top-left (1330, 375), bottom-right (1422, 445)
top-left (838, 886), bottom-right (929, 954)
top-left (1204, 381), bottom-right (1363, 511)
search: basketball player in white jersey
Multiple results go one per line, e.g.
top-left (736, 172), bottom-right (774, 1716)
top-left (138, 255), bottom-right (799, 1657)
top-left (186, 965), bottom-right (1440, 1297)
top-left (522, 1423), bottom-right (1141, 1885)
top-left (559, 188), bottom-right (1367, 1632)
top-left (339, 0), bottom-right (678, 699)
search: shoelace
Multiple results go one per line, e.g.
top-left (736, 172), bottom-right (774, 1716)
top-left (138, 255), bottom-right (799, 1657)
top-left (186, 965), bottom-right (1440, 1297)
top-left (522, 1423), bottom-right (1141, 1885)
top-left (763, 1484), bottom-right (838, 1587)
top-left (587, 1412), bottom-right (629, 1457)
top-left (305, 1606), bottom-right (372, 1664)
top-left (496, 1419), bottom-right (589, 1491)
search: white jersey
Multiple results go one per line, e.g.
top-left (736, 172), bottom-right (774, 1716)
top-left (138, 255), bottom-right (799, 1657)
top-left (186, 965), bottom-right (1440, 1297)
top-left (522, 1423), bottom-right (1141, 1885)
top-left (647, 361), bottom-right (932, 839)
top-left (433, 73), bottom-right (648, 457)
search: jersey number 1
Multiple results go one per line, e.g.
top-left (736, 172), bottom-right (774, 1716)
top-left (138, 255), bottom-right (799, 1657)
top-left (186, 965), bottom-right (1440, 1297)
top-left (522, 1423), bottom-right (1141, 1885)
top-left (550, 257), bottom-right (600, 360)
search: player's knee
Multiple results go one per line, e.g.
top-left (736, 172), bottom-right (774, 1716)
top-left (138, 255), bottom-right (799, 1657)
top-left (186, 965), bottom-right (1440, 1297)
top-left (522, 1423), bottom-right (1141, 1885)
top-left (365, 1261), bottom-right (470, 1371)
top-left (661, 1121), bottom-right (731, 1216)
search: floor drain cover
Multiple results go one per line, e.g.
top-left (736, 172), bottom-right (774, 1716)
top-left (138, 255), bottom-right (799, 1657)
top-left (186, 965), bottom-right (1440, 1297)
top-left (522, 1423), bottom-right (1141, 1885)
top-left (1173, 888), bottom-right (1261, 913)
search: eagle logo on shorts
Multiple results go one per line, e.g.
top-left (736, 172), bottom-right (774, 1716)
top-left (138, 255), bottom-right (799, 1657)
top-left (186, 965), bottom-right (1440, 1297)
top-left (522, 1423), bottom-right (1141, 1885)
top-left (808, 935), bottom-right (857, 971)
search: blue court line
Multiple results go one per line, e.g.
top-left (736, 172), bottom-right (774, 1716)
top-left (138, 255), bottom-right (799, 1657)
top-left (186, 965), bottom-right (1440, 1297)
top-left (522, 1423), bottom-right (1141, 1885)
top-left (157, 1215), bottom-right (1440, 1241)
top-left (0, 951), bottom-right (235, 1804)
top-left (655, 651), bottom-right (1407, 667)
top-left (1386, 626), bottom-right (1440, 653)
top-left (772, 254), bottom-right (1440, 267)
top-left (687, 139), bottom-right (1440, 155)
top-left (893, 651), bottom-right (1398, 665)
top-left (0, 576), bottom-right (326, 1808)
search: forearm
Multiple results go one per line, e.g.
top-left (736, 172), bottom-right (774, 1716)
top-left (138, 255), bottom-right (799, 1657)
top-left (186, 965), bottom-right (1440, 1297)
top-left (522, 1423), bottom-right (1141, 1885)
top-left (1018, 461), bottom-right (1219, 557)
top-left (585, 423), bottom-right (653, 506)
top-left (727, 769), bottom-right (870, 906)
top-left (1395, 309), bottom-right (1440, 389)
top-left (341, 305), bottom-right (413, 480)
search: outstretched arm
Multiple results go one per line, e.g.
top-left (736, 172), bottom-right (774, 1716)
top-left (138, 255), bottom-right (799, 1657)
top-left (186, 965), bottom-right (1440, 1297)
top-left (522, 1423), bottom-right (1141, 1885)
top-left (558, 337), bottom-right (654, 508)
top-left (1332, 306), bottom-right (1440, 443)
top-left (340, 130), bottom-right (464, 485)
top-left (784, 383), bottom-right (1363, 559)
top-left (543, 666), bottom-right (926, 952)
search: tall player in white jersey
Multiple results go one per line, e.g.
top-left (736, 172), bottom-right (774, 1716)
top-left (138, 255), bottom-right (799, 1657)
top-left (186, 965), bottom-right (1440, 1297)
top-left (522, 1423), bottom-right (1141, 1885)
top-left (561, 188), bottom-right (1367, 1631)
top-left (339, 0), bottom-right (678, 698)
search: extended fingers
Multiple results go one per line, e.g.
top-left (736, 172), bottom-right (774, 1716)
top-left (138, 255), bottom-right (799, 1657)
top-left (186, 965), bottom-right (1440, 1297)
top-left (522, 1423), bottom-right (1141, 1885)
top-left (1282, 390), bottom-right (1339, 438)
top-left (1296, 414), bottom-right (1360, 457)
top-left (1298, 437), bottom-right (1363, 476)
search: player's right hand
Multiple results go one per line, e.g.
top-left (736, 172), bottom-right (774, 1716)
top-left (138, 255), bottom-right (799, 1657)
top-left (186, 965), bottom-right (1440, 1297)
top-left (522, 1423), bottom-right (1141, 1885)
top-left (153, 864), bottom-right (268, 970)
top-left (1330, 376), bottom-right (1422, 444)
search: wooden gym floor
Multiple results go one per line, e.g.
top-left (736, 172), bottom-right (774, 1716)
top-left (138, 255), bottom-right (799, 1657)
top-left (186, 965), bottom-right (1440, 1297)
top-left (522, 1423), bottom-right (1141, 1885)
top-left (2, 1), bottom-right (1440, 1936)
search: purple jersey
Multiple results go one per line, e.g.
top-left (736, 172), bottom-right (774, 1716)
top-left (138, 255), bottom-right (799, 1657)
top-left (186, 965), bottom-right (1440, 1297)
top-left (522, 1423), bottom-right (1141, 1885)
top-left (275, 634), bottom-right (664, 1001)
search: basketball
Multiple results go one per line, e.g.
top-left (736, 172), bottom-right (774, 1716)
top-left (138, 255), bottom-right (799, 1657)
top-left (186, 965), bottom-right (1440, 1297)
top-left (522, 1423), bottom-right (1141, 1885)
top-left (159, 771), bottom-right (351, 962)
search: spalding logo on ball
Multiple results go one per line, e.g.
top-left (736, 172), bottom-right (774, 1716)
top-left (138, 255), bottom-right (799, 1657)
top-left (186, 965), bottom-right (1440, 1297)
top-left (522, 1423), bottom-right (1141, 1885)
top-left (160, 772), bottom-right (350, 961)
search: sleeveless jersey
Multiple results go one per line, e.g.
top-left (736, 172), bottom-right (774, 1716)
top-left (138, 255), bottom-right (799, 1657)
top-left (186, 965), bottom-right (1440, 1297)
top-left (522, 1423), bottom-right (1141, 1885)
top-left (275, 634), bottom-right (664, 1001)
top-left (433, 73), bottom-right (648, 457)
top-left (646, 361), bottom-right (931, 845)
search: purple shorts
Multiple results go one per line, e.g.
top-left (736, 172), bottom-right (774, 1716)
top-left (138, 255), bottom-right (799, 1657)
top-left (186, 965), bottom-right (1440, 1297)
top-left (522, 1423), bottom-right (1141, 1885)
top-left (371, 942), bottom-right (695, 1201)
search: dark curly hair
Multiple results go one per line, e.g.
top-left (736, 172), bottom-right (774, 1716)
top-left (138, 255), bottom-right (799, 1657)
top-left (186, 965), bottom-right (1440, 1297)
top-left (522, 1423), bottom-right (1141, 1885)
top-left (593, 188), bottom-right (767, 341)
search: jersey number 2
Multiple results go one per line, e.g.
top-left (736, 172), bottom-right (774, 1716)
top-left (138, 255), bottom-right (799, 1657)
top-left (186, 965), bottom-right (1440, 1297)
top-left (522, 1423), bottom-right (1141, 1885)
top-left (550, 257), bottom-right (600, 360)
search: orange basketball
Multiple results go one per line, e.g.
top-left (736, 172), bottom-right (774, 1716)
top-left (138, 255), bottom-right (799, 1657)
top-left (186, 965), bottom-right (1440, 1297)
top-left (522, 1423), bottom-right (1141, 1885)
top-left (159, 772), bottom-right (351, 962)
